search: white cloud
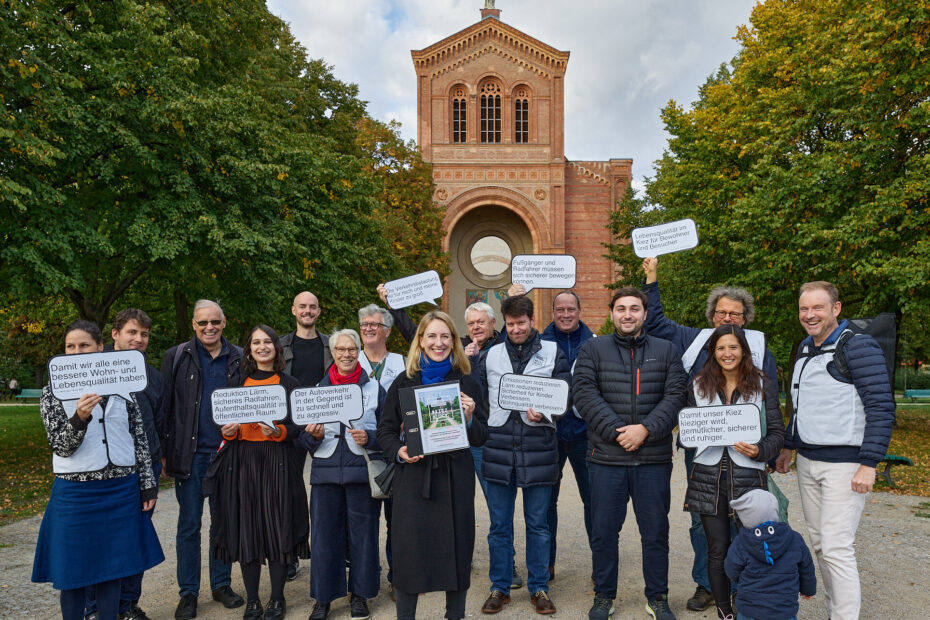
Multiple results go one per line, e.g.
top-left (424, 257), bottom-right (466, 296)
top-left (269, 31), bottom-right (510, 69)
top-left (268, 0), bottom-right (754, 184)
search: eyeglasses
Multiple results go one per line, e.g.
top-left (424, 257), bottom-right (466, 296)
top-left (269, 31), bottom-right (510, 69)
top-left (713, 310), bottom-right (744, 319)
top-left (195, 319), bottom-right (223, 327)
top-left (333, 346), bottom-right (359, 355)
top-left (359, 322), bottom-right (386, 330)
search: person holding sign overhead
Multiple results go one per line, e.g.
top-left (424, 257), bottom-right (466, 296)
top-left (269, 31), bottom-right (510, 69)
top-left (376, 311), bottom-right (488, 620)
top-left (298, 329), bottom-right (386, 620)
top-left (642, 257), bottom-right (778, 614)
top-left (206, 325), bottom-right (308, 620)
top-left (682, 325), bottom-right (784, 620)
top-left (32, 320), bottom-right (163, 620)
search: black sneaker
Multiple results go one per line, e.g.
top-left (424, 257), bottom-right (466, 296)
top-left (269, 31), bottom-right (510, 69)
top-left (242, 599), bottom-right (263, 620)
top-left (118, 605), bottom-right (152, 620)
top-left (588, 597), bottom-right (615, 620)
top-left (264, 598), bottom-right (285, 620)
top-left (686, 586), bottom-right (714, 611)
top-left (175, 594), bottom-right (198, 620)
top-left (287, 558), bottom-right (300, 581)
top-left (646, 594), bottom-right (676, 620)
top-left (349, 594), bottom-right (370, 620)
top-left (212, 586), bottom-right (245, 609)
top-left (309, 601), bottom-right (329, 620)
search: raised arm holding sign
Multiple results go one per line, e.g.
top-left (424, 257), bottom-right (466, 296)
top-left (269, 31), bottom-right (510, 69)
top-left (384, 270), bottom-right (444, 309)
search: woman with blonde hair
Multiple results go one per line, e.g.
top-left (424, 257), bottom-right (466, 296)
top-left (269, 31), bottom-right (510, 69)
top-left (377, 310), bottom-right (489, 620)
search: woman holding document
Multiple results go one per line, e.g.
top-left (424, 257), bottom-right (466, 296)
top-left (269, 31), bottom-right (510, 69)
top-left (209, 324), bottom-right (307, 620)
top-left (298, 328), bottom-right (385, 620)
top-left (376, 310), bottom-right (489, 620)
top-left (32, 320), bottom-right (163, 620)
top-left (683, 325), bottom-right (784, 620)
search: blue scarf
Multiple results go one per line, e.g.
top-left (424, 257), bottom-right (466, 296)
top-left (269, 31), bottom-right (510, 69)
top-left (419, 353), bottom-right (452, 384)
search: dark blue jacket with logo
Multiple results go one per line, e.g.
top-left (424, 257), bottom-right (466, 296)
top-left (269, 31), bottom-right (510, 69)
top-left (541, 320), bottom-right (594, 442)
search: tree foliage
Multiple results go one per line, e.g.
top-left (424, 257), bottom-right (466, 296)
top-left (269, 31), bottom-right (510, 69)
top-left (612, 0), bottom-right (930, 366)
top-left (0, 1), bottom-right (440, 363)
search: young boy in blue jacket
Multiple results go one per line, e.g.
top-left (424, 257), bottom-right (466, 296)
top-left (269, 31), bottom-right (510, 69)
top-left (725, 490), bottom-right (816, 620)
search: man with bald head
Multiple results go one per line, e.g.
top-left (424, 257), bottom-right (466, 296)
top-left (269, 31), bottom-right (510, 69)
top-left (279, 292), bottom-right (332, 580)
top-left (280, 291), bottom-right (333, 388)
top-left (162, 299), bottom-right (244, 618)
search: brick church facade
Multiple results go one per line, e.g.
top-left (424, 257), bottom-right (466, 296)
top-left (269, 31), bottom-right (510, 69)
top-left (412, 5), bottom-right (632, 331)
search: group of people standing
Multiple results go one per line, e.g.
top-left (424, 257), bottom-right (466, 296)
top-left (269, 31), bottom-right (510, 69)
top-left (31, 256), bottom-right (894, 620)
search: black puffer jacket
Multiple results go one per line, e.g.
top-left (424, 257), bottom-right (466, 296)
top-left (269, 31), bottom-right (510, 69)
top-left (684, 379), bottom-right (785, 516)
top-left (573, 331), bottom-right (686, 466)
top-left (477, 331), bottom-right (571, 487)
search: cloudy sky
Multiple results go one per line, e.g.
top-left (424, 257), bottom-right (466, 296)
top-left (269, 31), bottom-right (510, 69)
top-left (266, 0), bottom-right (756, 188)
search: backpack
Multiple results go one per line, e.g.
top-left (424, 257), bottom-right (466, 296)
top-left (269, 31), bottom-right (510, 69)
top-left (832, 313), bottom-right (897, 392)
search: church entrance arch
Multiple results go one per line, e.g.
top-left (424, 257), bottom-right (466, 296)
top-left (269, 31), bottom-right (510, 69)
top-left (446, 205), bottom-right (534, 335)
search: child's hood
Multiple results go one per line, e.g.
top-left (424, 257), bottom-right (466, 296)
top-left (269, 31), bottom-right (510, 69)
top-left (739, 521), bottom-right (794, 564)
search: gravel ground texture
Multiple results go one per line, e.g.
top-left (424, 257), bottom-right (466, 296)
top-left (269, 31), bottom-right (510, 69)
top-left (2, 448), bottom-right (929, 619)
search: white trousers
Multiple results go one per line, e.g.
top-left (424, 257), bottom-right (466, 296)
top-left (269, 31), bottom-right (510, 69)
top-left (796, 455), bottom-right (867, 620)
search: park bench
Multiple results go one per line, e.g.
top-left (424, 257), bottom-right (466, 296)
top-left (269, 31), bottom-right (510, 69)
top-left (14, 388), bottom-right (42, 401)
top-left (878, 454), bottom-right (913, 487)
top-left (904, 389), bottom-right (930, 402)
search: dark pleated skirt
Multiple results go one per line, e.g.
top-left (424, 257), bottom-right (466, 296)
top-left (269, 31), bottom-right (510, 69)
top-left (32, 474), bottom-right (164, 590)
top-left (213, 441), bottom-right (309, 565)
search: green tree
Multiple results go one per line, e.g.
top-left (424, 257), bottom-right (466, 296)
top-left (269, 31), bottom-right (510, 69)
top-left (614, 0), bottom-right (930, 366)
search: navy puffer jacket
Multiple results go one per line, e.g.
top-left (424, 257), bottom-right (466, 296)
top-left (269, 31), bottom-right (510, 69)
top-left (477, 331), bottom-right (571, 487)
top-left (725, 521), bottom-right (816, 619)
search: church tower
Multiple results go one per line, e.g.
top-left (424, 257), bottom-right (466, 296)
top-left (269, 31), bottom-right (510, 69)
top-left (412, 3), bottom-right (632, 330)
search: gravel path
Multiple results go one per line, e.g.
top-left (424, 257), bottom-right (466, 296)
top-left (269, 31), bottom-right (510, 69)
top-left (2, 448), bottom-right (929, 619)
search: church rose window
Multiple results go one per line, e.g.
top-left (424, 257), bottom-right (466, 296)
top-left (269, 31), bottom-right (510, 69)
top-left (452, 85), bottom-right (467, 143)
top-left (514, 86), bottom-right (529, 143)
top-left (480, 81), bottom-right (502, 143)
top-left (470, 235), bottom-right (511, 277)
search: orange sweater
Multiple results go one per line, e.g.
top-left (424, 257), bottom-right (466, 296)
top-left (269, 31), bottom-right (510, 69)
top-left (221, 373), bottom-right (288, 442)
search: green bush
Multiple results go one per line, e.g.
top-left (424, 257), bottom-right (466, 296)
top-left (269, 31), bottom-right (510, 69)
top-left (895, 368), bottom-right (930, 391)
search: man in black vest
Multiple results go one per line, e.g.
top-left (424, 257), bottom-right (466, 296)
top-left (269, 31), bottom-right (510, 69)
top-left (162, 300), bottom-right (244, 619)
top-left (574, 287), bottom-right (686, 620)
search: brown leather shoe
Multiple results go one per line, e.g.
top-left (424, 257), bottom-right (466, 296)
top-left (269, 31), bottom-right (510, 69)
top-left (481, 591), bottom-right (511, 614)
top-left (530, 591), bottom-right (556, 615)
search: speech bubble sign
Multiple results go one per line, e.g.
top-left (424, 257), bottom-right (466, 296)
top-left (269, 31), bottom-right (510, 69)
top-left (510, 255), bottom-right (577, 293)
top-left (48, 350), bottom-right (149, 401)
top-left (385, 270), bottom-right (444, 309)
top-left (632, 218), bottom-right (699, 258)
top-left (290, 384), bottom-right (364, 427)
top-left (677, 403), bottom-right (762, 451)
top-left (211, 384), bottom-right (288, 429)
top-left (498, 373), bottom-right (570, 422)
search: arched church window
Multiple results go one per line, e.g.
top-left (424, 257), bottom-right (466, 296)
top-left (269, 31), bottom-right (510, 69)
top-left (480, 81), bottom-right (502, 143)
top-left (514, 85), bottom-right (530, 143)
top-left (451, 85), bottom-right (467, 144)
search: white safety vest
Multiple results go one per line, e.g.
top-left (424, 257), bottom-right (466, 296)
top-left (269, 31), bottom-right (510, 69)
top-left (692, 384), bottom-right (765, 471)
top-left (486, 340), bottom-right (558, 428)
top-left (790, 335), bottom-right (865, 447)
top-left (683, 329), bottom-right (767, 375)
top-left (313, 378), bottom-right (381, 459)
top-left (53, 396), bottom-right (136, 474)
top-left (360, 352), bottom-right (405, 392)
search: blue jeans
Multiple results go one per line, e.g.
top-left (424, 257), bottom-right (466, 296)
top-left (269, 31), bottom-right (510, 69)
top-left (175, 451), bottom-right (231, 597)
top-left (737, 615), bottom-right (796, 620)
top-left (684, 447), bottom-right (712, 590)
top-left (589, 462), bottom-right (672, 600)
top-left (486, 479), bottom-right (552, 594)
top-left (547, 438), bottom-right (592, 566)
top-left (471, 445), bottom-right (489, 501)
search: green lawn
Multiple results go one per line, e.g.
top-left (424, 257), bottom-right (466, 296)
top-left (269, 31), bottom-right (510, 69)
top-left (0, 405), bottom-right (53, 527)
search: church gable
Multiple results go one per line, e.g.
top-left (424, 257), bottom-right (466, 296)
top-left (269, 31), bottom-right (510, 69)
top-left (412, 18), bottom-right (569, 80)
